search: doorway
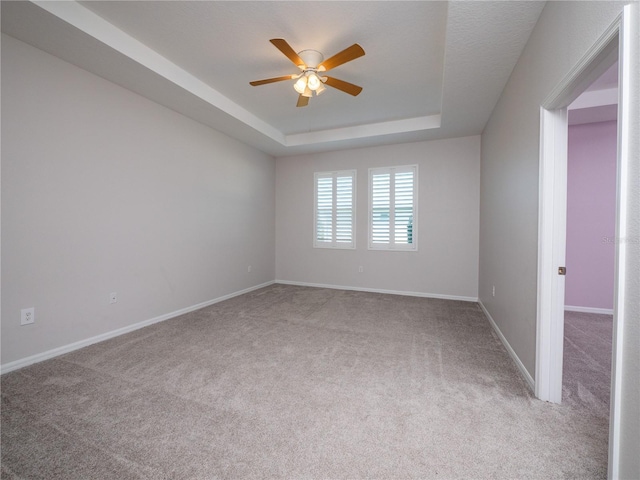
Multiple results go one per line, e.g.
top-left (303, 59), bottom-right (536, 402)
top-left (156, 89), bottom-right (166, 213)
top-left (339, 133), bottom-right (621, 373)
top-left (563, 69), bottom-right (618, 416)
top-left (536, 7), bottom-right (633, 479)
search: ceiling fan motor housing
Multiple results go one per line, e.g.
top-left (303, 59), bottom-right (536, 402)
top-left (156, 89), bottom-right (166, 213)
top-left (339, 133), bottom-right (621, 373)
top-left (298, 49), bottom-right (324, 69)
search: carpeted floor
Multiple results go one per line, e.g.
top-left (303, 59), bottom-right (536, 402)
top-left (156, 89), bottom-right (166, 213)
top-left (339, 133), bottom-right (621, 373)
top-left (1, 285), bottom-right (609, 479)
top-left (563, 310), bottom-right (613, 419)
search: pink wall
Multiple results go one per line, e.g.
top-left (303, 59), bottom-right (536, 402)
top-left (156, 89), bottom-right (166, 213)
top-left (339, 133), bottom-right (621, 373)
top-left (565, 120), bottom-right (617, 310)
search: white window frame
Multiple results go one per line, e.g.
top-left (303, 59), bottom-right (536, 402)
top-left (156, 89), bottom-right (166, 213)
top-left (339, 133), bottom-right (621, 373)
top-left (313, 170), bottom-right (356, 249)
top-left (368, 165), bottom-right (418, 251)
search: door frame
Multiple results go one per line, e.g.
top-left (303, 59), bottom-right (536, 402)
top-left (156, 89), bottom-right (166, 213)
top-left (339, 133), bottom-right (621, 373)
top-left (536, 6), bottom-right (632, 479)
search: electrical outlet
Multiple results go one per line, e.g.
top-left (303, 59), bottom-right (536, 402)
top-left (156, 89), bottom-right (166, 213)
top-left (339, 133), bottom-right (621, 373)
top-left (247, 266), bottom-right (252, 273)
top-left (358, 266), bottom-right (363, 273)
top-left (110, 292), bottom-right (117, 304)
top-left (492, 285), bottom-right (496, 297)
top-left (21, 307), bottom-right (35, 325)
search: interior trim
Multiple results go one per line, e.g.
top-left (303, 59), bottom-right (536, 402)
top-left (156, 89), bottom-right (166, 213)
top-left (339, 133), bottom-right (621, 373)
top-left (276, 279), bottom-right (478, 302)
top-left (565, 305), bottom-right (614, 315)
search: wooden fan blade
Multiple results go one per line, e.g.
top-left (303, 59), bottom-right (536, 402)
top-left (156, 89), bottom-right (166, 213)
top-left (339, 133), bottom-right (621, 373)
top-left (318, 44), bottom-right (365, 71)
top-left (323, 76), bottom-right (363, 96)
top-left (270, 39), bottom-right (306, 68)
top-left (296, 95), bottom-right (309, 107)
top-left (250, 75), bottom-right (295, 86)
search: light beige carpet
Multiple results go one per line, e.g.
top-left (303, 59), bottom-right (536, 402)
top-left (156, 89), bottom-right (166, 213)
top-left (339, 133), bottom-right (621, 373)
top-left (1, 285), bottom-right (608, 479)
top-left (563, 311), bottom-right (613, 418)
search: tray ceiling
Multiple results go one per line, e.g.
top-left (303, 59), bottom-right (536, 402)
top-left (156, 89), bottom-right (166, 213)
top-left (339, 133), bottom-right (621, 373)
top-left (1, 1), bottom-right (546, 156)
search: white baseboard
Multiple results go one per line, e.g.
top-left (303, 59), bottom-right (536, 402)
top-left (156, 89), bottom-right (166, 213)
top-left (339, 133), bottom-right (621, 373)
top-left (275, 280), bottom-right (478, 303)
top-left (0, 281), bottom-right (275, 375)
top-left (478, 300), bottom-right (535, 392)
top-left (565, 305), bottom-right (614, 315)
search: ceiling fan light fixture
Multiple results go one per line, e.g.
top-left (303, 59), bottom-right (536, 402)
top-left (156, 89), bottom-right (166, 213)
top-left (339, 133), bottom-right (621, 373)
top-left (301, 85), bottom-right (313, 98)
top-left (314, 82), bottom-right (326, 95)
top-left (293, 76), bottom-right (308, 94)
top-left (307, 72), bottom-right (321, 91)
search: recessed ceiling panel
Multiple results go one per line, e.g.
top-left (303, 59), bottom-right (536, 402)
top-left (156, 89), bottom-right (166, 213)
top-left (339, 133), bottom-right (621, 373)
top-left (79, 1), bottom-right (447, 135)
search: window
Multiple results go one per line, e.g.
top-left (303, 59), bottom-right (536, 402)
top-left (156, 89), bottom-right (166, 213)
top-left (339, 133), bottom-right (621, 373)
top-left (314, 170), bottom-right (356, 249)
top-left (369, 165), bottom-right (417, 250)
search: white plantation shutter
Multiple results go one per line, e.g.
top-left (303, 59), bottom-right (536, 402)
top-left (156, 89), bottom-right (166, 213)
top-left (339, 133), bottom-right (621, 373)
top-left (314, 170), bottom-right (356, 249)
top-left (369, 165), bottom-right (417, 250)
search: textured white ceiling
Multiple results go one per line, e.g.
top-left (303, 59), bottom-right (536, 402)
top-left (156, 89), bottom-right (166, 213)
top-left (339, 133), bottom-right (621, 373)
top-left (1, 1), bottom-right (546, 156)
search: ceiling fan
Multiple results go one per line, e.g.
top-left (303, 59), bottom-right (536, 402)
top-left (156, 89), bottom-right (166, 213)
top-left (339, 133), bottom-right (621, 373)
top-left (250, 39), bottom-right (365, 107)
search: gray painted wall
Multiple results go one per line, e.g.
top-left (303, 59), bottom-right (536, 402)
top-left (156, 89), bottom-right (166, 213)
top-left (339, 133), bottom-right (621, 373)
top-left (1, 35), bottom-right (276, 365)
top-left (479, 1), bottom-right (638, 476)
top-left (275, 137), bottom-right (480, 300)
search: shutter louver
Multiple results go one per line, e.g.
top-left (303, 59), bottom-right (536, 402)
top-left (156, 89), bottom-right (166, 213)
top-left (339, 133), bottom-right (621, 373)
top-left (336, 175), bottom-right (353, 244)
top-left (394, 171), bottom-right (414, 245)
top-left (371, 173), bottom-right (390, 244)
top-left (316, 176), bottom-right (333, 243)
